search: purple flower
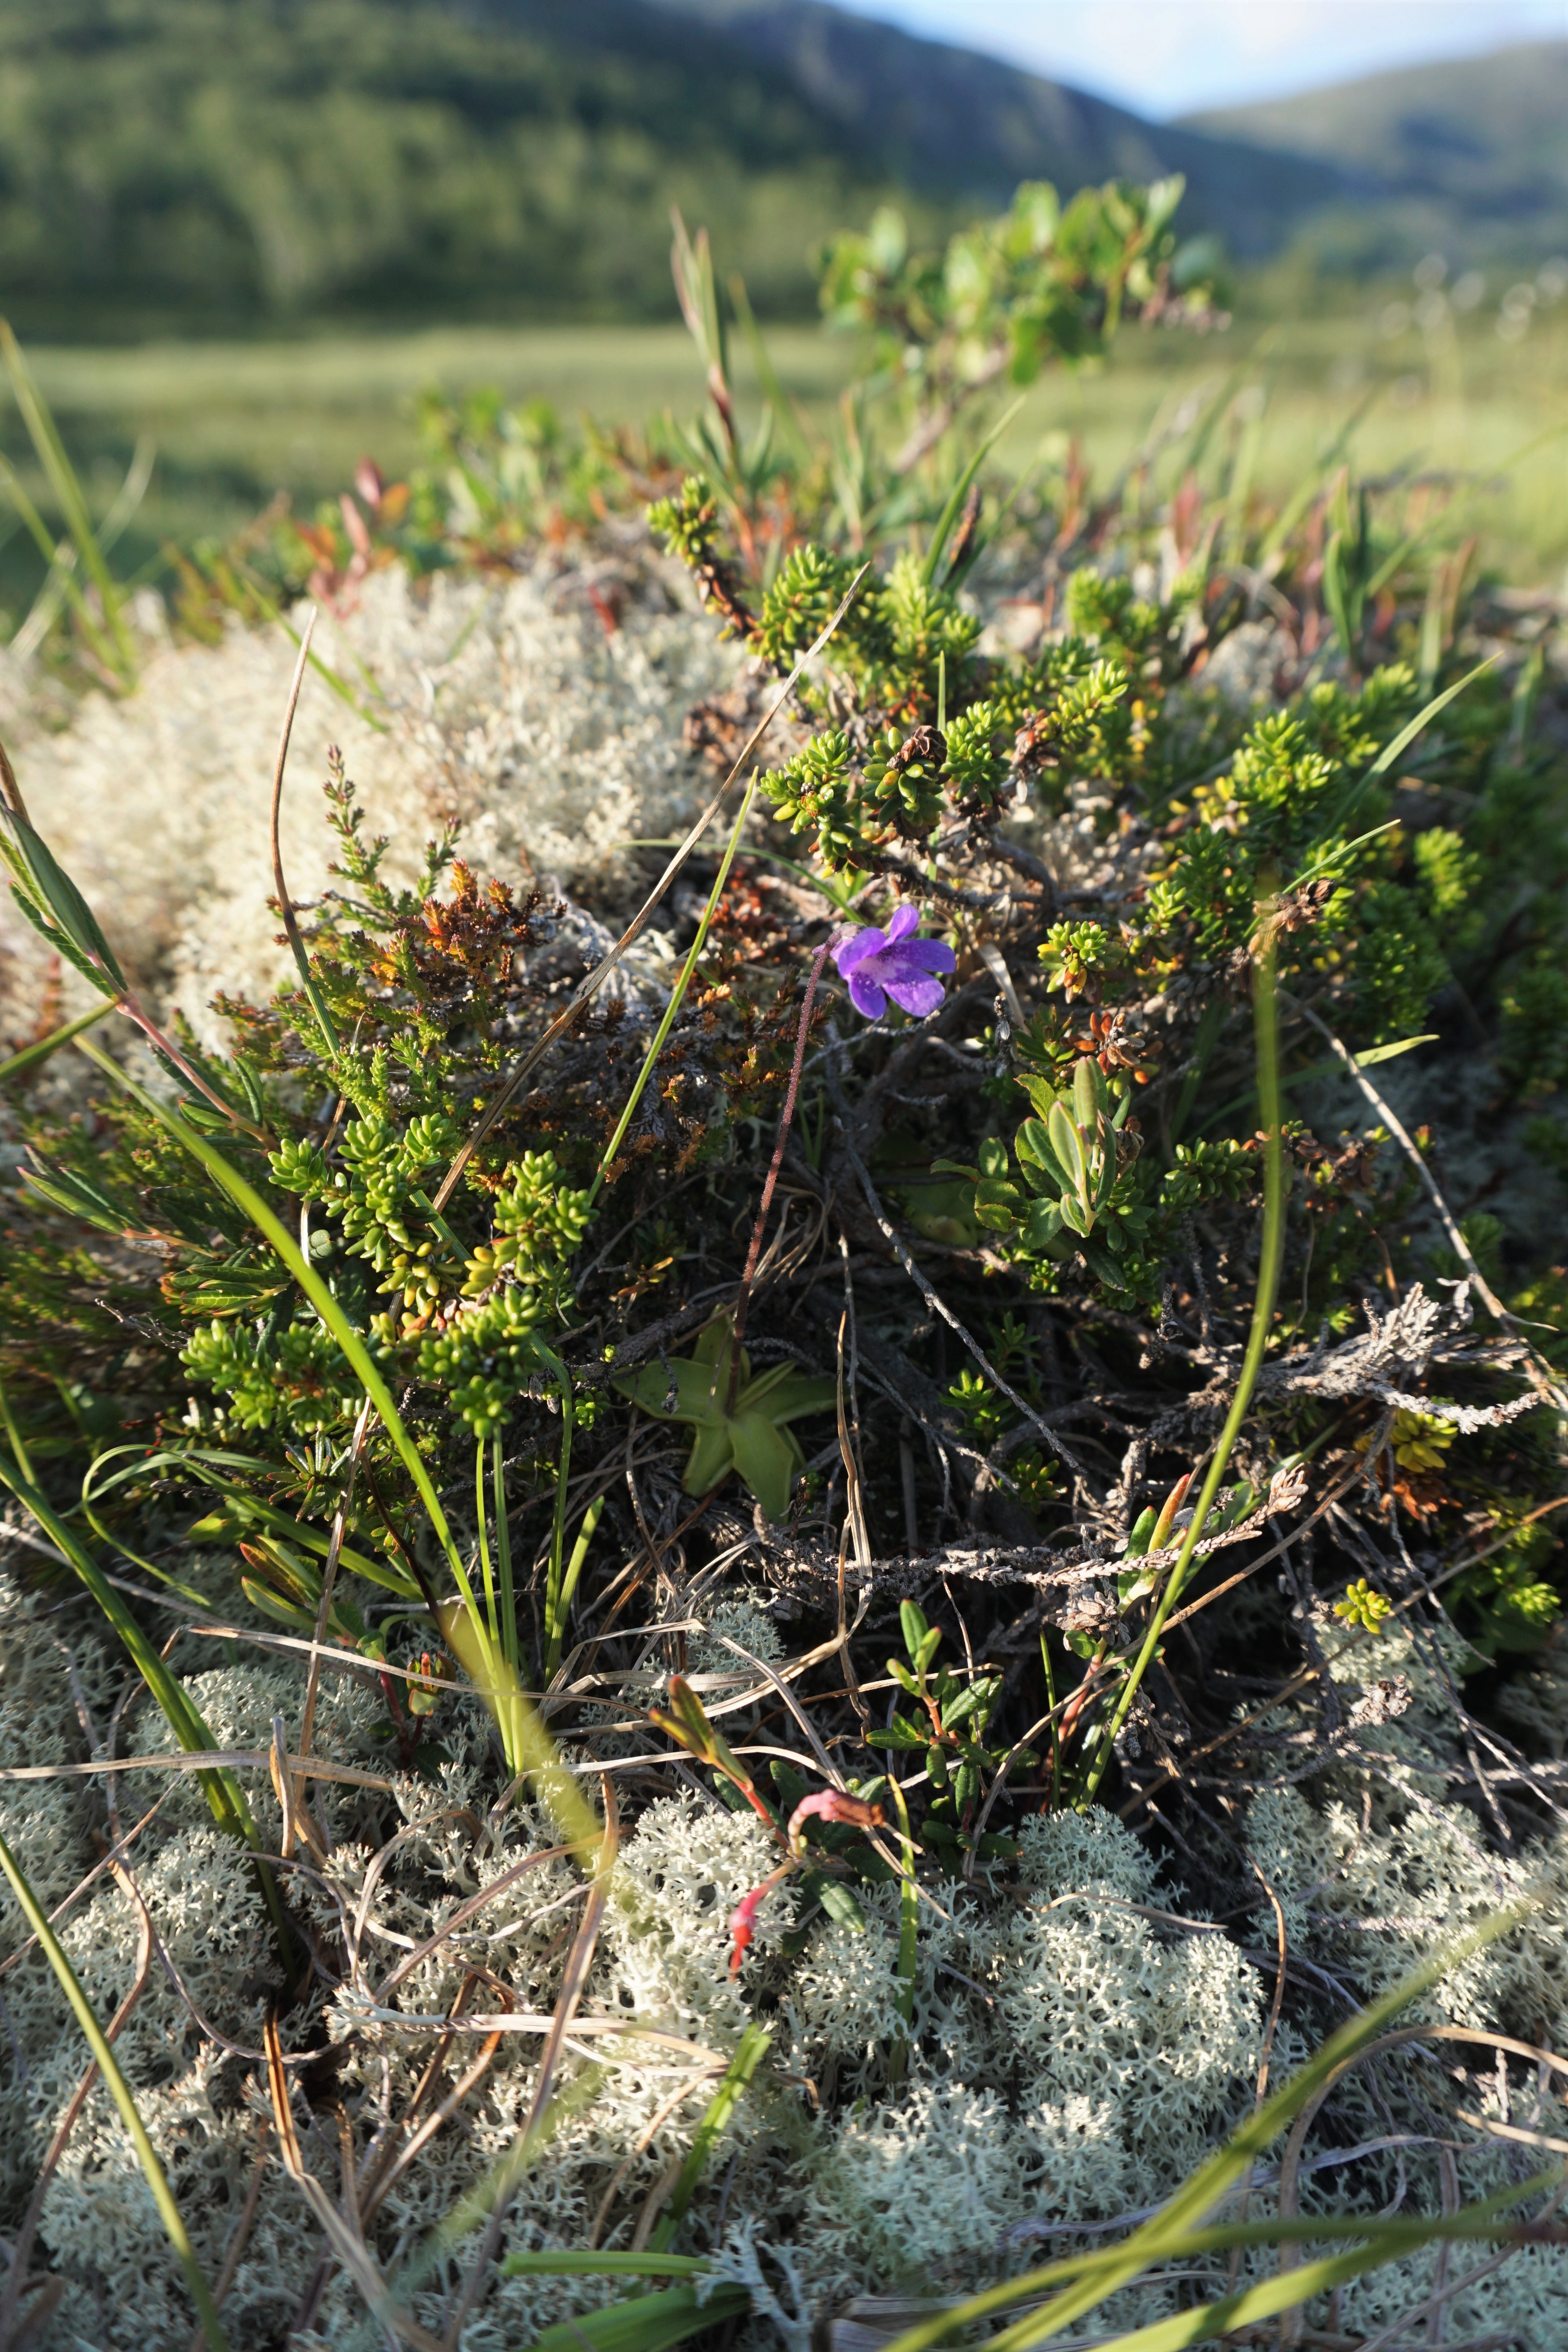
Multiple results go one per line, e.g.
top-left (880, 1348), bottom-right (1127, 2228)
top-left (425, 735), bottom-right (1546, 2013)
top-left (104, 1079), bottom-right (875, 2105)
top-left (833, 904), bottom-right (956, 1021)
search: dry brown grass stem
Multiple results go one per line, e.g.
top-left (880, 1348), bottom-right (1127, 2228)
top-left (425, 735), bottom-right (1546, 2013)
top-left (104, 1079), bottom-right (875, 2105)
top-left (185, 2131), bottom-right (270, 2352)
top-left (0, 1785), bottom-right (176, 1983)
top-left (836, 1304), bottom-right (873, 1573)
top-left (265, 2012), bottom-right (447, 2352)
top-left (728, 934), bottom-right (833, 1405)
top-left (372, 1842), bottom-right (581, 2004)
top-left (587, 2067), bottom-right (725, 2251)
top-left (1122, 1489), bottom-right (1568, 1823)
top-left (0, 1747), bottom-right (394, 1790)
top-left (290, 1979), bottom-right (508, 2340)
top-left (1291, 995), bottom-right (1566, 1419)
top-left (439, 1774), bottom-right (620, 2347)
top-left (293, 1391), bottom-right (377, 1847)
top-left (360, 1990), bottom-right (506, 2226)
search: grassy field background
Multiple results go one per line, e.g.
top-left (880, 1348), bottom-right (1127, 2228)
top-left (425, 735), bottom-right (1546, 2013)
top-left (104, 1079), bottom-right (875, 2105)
top-left (1, 304), bottom-right (1563, 627)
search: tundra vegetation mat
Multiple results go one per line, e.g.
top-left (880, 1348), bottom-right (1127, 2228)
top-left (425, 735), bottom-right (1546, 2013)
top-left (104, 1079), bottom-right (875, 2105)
top-left (1, 178), bottom-right (1568, 2352)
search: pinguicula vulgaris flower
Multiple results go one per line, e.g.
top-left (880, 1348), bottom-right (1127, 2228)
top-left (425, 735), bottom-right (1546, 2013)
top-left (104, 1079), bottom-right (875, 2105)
top-left (834, 905), bottom-right (956, 1020)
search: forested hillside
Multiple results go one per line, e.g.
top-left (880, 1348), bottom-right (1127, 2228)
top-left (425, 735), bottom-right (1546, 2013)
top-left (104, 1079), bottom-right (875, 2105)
top-left (0, 2), bottom-right (1559, 337)
top-left (0, 0), bottom-right (910, 330)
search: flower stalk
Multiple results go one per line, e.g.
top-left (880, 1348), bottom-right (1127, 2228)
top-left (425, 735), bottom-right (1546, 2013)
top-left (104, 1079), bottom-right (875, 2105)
top-left (1081, 911), bottom-right (1287, 1802)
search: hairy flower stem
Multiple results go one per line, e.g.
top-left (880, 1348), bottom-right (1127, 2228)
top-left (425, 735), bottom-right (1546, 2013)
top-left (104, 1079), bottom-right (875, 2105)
top-left (584, 777), bottom-right (757, 1216)
top-left (1082, 920), bottom-right (1287, 1804)
top-left (106, 987), bottom-right (274, 1145)
top-left (726, 933), bottom-right (833, 1413)
top-left (267, 606), bottom-right (343, 1061)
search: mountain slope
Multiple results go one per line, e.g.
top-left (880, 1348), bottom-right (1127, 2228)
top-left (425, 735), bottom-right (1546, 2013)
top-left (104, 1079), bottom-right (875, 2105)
top-left (651, 0), bottom-right (1348, 246)
top-left (1187, 41), bottom-right (1568, 264)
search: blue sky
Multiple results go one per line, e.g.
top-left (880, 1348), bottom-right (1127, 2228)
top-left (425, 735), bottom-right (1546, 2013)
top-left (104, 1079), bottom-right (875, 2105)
top-left (831, 0), bottom-right (1567, 118)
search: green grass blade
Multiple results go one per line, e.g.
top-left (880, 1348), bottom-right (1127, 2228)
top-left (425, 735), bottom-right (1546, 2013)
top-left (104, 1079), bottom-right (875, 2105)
top-left (548, 1490), bottom-right (605, 1680)
top-left (501, 2253), bottom-right (712, 2281)
top-left (922, 396), bottom-right (1025, 587)
top-left (0, 1417), bottom-right (292, 1968)
top-left (0, 1429), bottom-right (259, 1851)
top-left (0, 1825), bottom-right (232, 2351)
top-left (84, 1445), bottom-right (421, 1600)
top-left (530, 2281), bottom-right (749, 2352)
top-left (2, 802), bottom-right (127, 991)
top-left (1365, 659), bottom-right (1498, 779)
top-left (1258, 383), bottom-right (1381, 563)
top-left (879, 2181), bottom-right (1555, 2352)
top-left (650, 2022), bottom-right (771, 2252)
top-left (0, 1000), bottom-right (114, 1086)
top-left (1338, 656), bottom-right (1497, 827)
top-left (223, 561), bottom-right (390, 731)
top-left (0, 318), bottom-right (136, 676)
top-left (991, 2175), bottom-right (1553, 2351)
top-left (492, 1431), bottom-right (517, 1674)
top-left (727, 269), bottom-right (813, 465)
top-left (71, 1036), bottom-right (588, 1810)
top-left (475, 1431), bottom-right (499, 1648)
top-left (0, 449), bottom-right (124, 677)
top-left (79, 1497), bottom-right (218, 1612)
top-left (1167, 995), bottom-right (1227, 1147)
top-left (536, 1338), bottom-right (576, 1681)
top-left (877, 1902), bottom-right (1538, 2352)
top-left (76, 1038), bottom-right (472, 1601)
top-left (12, 433), bottom-right (154, 664)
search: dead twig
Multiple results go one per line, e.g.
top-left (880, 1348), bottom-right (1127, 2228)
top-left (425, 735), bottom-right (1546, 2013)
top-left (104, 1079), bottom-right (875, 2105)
top-left (439, 1776), bottom-right (619, 2347)
top-left (833, 1116), bottom-right (1089, 1475)
top-left (184, 2129), bottom-right (270, 2352)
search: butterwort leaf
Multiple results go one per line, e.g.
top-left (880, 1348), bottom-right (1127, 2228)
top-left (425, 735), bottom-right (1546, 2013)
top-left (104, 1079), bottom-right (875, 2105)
top-left (728, 1408), bottom-right (798, 1524)
top-left (613, 1312), bottom-right (834, 1521)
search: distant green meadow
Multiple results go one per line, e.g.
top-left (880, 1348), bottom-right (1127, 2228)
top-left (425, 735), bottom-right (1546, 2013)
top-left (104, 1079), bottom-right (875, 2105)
top-left (1, 304), bottom-right (1563, 626)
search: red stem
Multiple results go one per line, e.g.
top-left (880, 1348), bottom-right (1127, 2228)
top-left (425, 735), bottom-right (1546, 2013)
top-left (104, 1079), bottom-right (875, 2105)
top-left (116, 988), bottom-right (272, 1144)
top-left (726, 935), bottom-right (833, 1410)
